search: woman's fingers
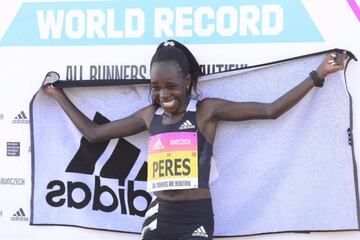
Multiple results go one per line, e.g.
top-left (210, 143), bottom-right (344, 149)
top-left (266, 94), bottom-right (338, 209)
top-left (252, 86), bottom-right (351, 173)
top-left (318, 51), bottom-right (348, 77)
top-left (328, 51), bottom-right (347, 66)
top-left (43, 83), bottom-right (54, 89)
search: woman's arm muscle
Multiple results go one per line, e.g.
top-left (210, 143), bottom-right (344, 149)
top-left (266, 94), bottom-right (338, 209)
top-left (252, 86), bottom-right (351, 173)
top-left (46, 87), bottom-right (154, 142)
top-left (207, 77), bottom-right (314, 121)
top-left (205, 52), bottom-right (347, 122)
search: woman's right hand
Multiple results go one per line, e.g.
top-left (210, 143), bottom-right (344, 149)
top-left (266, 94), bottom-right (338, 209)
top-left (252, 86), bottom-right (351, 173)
top-left (41, 71), bottom-right (64, 99)
top-left (42, 83), bottom-right (64, 98)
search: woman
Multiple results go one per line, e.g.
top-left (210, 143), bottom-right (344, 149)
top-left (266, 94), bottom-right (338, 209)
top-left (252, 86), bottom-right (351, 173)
top-left (43, 40), bottom-right (346, 240)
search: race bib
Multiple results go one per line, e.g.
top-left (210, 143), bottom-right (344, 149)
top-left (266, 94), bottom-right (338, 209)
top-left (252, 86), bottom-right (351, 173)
top-left (147, 132), bottom-right (198, 192)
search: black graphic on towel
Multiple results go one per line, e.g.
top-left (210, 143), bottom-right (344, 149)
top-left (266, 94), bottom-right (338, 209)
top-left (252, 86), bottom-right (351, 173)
top-left (65, 112), bottom-right (147, 185)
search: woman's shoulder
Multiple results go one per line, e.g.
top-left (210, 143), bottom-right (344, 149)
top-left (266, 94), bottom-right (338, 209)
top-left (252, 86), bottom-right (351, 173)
top-left (133, 104), bottom-right (159, 127)
top-left (134, 104), bottom-right (158, 117)
top-left (196, 98), bottom-right (224, 120)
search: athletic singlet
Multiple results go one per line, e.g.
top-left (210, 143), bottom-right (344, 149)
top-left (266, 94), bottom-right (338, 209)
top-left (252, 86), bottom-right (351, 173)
top-left (147, 99), bottom-right (213, 192)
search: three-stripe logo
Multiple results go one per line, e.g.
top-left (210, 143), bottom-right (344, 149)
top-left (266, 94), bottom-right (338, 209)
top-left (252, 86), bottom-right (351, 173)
top-left (65, 112), bottom-right (147, 185)
top-left (45, 112), bottom-right (152, 216)
top-left (11, 208), bottom-right (28, 221)
top-left (179, 120), bottom-right (195, 130)
top-left (192, 225), bottom-right (209, 238)
top-left (12, 111), bottom-right (30, 124)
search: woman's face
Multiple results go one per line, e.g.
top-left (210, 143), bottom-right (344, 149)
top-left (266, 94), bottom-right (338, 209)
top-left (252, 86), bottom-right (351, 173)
top-left (150, 61), bottom-right (190, 114)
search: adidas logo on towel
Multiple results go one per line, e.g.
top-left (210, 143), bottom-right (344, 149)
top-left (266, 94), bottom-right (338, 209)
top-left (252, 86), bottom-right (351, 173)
top-left (192, 226), bottom-right (208, 238)
top-left (45, 112), bottom-right (152, 217)
top-left (179, 120), bottom-right (195, 130)
top-left (153, 138), bottom-right (164, 150)
top-left (12, 111), bottom-right (30, 124)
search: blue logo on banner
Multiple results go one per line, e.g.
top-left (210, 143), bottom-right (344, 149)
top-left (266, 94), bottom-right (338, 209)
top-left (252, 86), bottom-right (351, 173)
top-left (0, 0), bottom-right (323, 46)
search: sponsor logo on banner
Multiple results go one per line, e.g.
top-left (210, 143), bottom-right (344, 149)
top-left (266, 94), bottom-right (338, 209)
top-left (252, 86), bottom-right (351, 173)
top-left (0, 178), bottom-right (25, 185)
top-left (12, 111), bottom-right (30, 124)
top-left (45, 112), bottom-right (152, 217)
top-left (7, 142), bottom-right (20, 156)
top-left (11, 208), bottom-right (29, 221)
top-left (0, 0), bottom-right (323, 46)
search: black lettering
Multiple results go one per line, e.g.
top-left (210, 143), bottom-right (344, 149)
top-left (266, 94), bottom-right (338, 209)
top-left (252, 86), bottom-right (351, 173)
top-left (182, 158), bottom-right (191, 176)
top-left (45, 178), bottom-right (152, 215)
top-left (66, 65), bottom-right (83, 80)
top-left (216, 64), bottom-right (224, 72)
top-left (93, 176), bottom-right (118, 212)
top-left (174, 158), bottom-right (182, 176)
top-left (90, 65), bottom-right (97, 80)
top-left (130, 66), bottom-right (138, 79)
top-left (102, 65), bottom-right (106, 79)
top-left (67, 181), bottom-right (91, 209)
top-left (106, 65), bottom-right (114, 79)
top-left (118, 188), bottom-right (127, 214)
top-left (127, 181), bottom-right (152, 217)
top-left (46, 180), bottom-right (66, 207)
top-left (159, 159), bottom-right (165, 177)
top-left (66, 66), bottom-right (73, 80)
top-left (124, 65), bottom-right (130, 79)
top-left (115, 65), bottom-right (123, 79)
top-left (200, 63), bottom-right (248, 74)
top-left (79, 65), bottom-right (83, 80)
top-left (139, 65), bottom-right (146, 79)
top-left (153, 161), bottom-right (159, 178)
top-left (165, 159), bottom-right (173, 176)
top-left (228, 64), bottom-right (236, 70)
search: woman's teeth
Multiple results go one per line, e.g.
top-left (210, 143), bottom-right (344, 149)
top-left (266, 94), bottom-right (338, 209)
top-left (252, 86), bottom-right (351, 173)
top-left (162, 100), bottom-right (175, 108)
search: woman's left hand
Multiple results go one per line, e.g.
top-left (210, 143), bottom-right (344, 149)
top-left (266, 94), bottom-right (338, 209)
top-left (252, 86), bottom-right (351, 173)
top-left (316, 51), bottom-right (348, 79)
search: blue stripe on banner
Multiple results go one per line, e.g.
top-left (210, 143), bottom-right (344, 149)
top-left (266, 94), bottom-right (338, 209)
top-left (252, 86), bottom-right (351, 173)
top-left (0, 0), bottom-right (323, 46)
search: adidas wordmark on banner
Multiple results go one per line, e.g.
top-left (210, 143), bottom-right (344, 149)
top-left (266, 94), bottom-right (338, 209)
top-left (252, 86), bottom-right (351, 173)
top-left (11, 208), bottom-right (28, 221)
top-left (13, 111), bottom-right (30, 124)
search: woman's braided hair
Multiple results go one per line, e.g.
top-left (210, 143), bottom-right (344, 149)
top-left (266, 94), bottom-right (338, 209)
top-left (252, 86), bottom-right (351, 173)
top-left (150, 39), bottom-right (203, 98)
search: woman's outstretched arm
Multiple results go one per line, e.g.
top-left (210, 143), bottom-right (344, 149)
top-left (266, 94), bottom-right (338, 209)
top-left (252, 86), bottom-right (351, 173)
top-left (42, 86), bottom-right (154, 142)
top-left (202, 52), bottom-right (348, 122)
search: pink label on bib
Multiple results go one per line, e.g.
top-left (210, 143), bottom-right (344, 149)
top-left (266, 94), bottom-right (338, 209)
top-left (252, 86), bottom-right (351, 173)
top-left (148, 132), bottom-right (197, 154)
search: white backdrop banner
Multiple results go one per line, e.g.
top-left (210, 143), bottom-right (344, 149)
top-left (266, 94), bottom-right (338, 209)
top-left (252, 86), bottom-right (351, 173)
top-left (30, 50), bottom-right (360, 236)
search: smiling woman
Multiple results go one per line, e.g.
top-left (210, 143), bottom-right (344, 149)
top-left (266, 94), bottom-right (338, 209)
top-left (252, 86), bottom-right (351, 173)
top-left (42, 39), bottom-right (347, 240)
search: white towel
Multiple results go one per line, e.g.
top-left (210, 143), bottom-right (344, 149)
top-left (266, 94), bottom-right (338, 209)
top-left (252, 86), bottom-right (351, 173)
top-left (30, 50), bottom-right (359, 236)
